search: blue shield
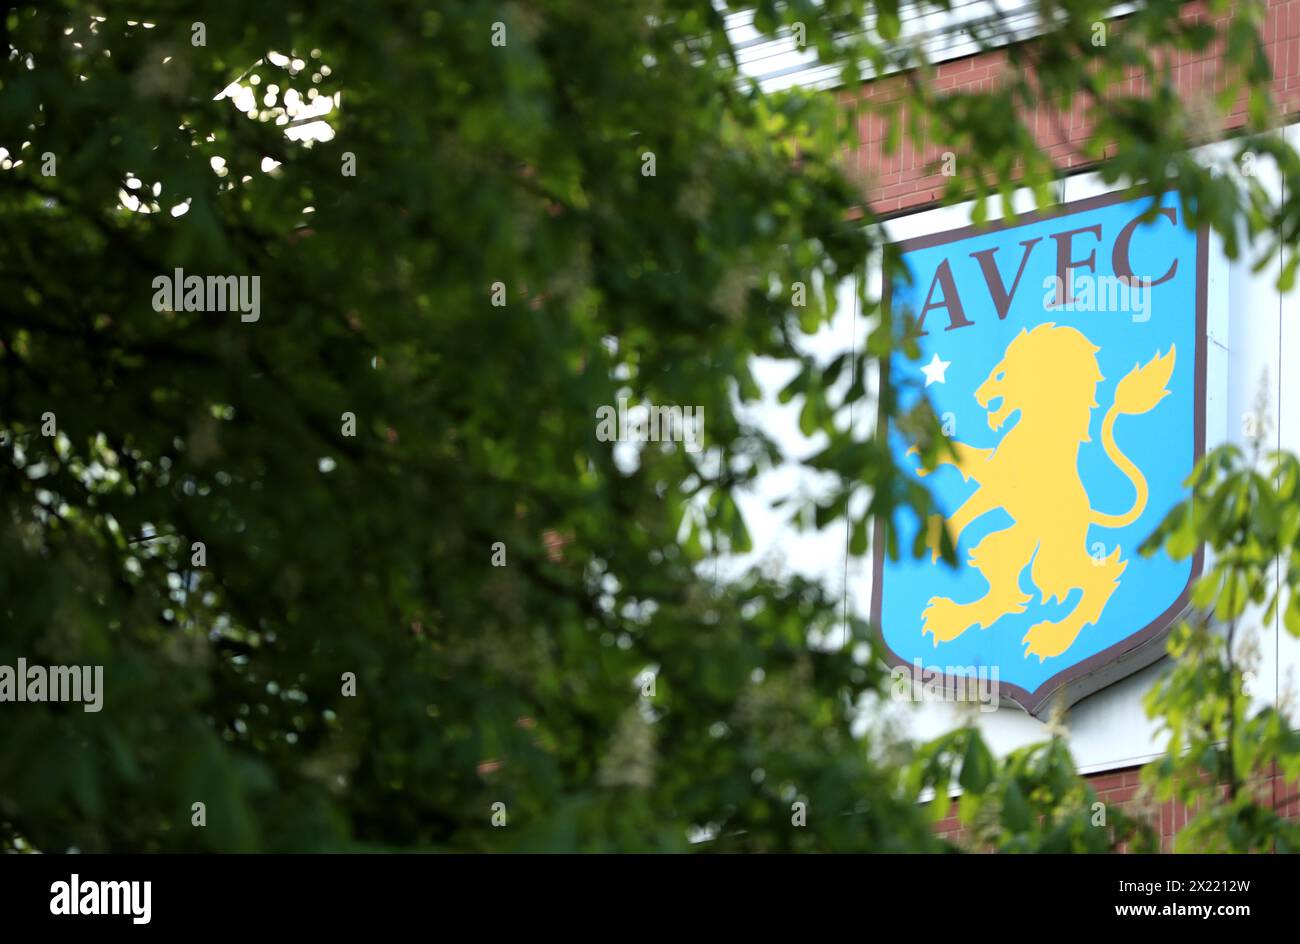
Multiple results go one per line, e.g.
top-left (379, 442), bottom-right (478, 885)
top-left (873, 190), bottom-right (1206, 714)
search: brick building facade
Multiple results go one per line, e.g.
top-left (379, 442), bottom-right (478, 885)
top-left (848, 0), bottom-right (1300, 216)
top-left (931, 765), bottom-right (1300, 851)
top-left (844, 0), bottom-right (1300, 849)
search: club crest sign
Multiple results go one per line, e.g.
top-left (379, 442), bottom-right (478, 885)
top-left (873, 190), bottom-right (1208, 715)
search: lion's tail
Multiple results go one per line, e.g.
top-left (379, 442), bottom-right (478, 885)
top-left (1091, 346), bottom-right (1176, 529)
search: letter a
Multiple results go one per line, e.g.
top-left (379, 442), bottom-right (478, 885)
top-left (916, 260), bottom-right (973, 335)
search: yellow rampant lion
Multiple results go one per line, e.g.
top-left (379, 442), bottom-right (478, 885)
top-left (911, 322), bottom-right (1175, 662)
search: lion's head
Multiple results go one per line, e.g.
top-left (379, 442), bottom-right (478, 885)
top-left (974, 323), bottom-right (1102, 433)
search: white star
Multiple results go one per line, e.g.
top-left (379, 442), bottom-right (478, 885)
top-left (921, 352), bottom-right (951, 387)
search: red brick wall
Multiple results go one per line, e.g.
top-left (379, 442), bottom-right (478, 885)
top-left (932, 765), bottom-right (1300, 851)
top-left (846, 0), bottom-right (1300, 216)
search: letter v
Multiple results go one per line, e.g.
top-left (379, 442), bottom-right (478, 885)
top-left (969, 237), bottom-right (1042, 319)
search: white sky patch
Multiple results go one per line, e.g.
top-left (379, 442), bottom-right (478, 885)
top-left (709, 275), bottom-right (878, 625)
top-left (215, 54), bottom-right (337, 145)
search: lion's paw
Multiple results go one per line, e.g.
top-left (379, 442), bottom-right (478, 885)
top-left (906, 445), bottom-right (933, 478)
top-left (1021, 621), bottom-right (1075, 662)
top-left (921, 596), bottom-right (974, 645)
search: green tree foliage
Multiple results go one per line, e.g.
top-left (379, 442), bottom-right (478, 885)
top-left (909, 727), bottom-right (1157, 852)
top-left (0, 0), bottom-right (1295, 851)
top-left (1137, 434), bottom-right (1300, 852)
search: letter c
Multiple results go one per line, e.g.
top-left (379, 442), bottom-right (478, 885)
top-left (1113, 207), bottom-right (1179, 287)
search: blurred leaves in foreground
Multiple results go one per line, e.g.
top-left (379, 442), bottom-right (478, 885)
top-left (0, 1), bottom-right (1298, 851)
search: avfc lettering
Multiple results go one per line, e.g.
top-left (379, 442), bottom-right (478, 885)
top-left (914, 204), bottom-right (1181, 333)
